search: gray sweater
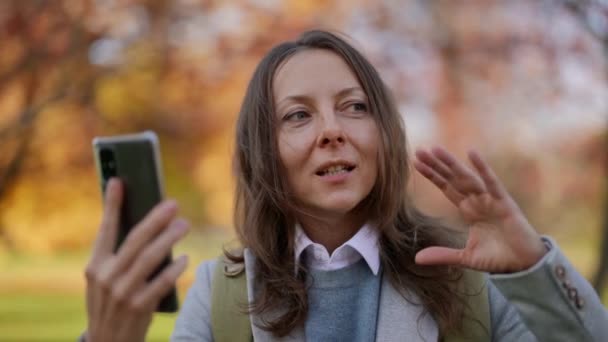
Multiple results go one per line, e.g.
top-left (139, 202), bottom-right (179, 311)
top-left (305, 259), bottom-right (381, 341)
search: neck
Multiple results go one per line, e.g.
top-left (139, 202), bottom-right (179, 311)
top-left (297, 211), bottom-right (365, 254)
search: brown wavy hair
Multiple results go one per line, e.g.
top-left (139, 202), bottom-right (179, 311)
top-left (230, 29), bottom-right (466, 337)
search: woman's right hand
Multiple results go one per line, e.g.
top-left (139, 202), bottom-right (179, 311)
top-left (84, 178), bottom-right (190, 342)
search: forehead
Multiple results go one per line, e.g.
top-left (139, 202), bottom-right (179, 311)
top-left (273, 49), bottom-right (362, 102)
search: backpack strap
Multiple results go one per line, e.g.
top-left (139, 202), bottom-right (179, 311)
top-left (443, 270), bottom-right (491, 342)
top-left (210, 256), bottom-right (252, 342)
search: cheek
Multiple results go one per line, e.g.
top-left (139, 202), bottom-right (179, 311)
top-left (350, 120), bottom-right (381, 160)
top-left (278, 132), bottom-right (309, 185)
top-left (358, 123), bottom-right (381, 183)
top-left (278, 126), bottom-right (318, 165)
top-left (278, 138), bottom-right (295, 177)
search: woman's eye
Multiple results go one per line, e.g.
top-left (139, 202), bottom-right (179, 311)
top-left (345, 102), bottom-right (368, 113)
top-left (285, 111), bottom-right (309, 121)
top-left (352, 102), bottom-right (368, 112)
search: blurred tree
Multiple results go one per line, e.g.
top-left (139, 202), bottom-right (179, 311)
top-left (0, 0), bottom-right (605, 258)
top-left (564, 0), bottom-right (608, 296)
top-left (340, 0), bottom-right (606, 282)
top-left (0, 0), bottom-right (354, 254)
top-left (0, 0), bottom-right (194, 253)
top-left (0, 1), bottom-right (94, 251)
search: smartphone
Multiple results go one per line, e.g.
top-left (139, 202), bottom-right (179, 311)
top-left (92, 131), bottom-right (178, 313)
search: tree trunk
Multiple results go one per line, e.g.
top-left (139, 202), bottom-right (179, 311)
top-left (591, 128), bottom-right (608, 296)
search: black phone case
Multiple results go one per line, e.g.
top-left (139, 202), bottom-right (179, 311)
top-left (94, 133), bottom-right (178, 313)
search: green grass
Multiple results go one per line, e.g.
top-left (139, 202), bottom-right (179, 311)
top-left (0, 292), bottom-right (178, 341)
top-left (0, 229), bottom-right (233, 341)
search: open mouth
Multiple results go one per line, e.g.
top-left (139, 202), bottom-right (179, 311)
top-left (315, 164), bottom-right (356, 176)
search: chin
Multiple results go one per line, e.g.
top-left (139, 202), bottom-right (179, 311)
top-left (317, 197), bottom-right (364, 215)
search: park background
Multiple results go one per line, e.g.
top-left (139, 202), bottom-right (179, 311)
top-left (1, 0), bottom-right (607, 340)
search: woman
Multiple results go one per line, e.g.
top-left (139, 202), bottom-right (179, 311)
top-left (84, 30), bottom-right (608, 341)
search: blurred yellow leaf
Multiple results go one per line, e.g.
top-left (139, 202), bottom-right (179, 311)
top-left (0, 79), bottom-right (25, 130)
top-left (194, 133), bottom-right (235, 227)
top-left (1, 170), bottom-right (101, 255)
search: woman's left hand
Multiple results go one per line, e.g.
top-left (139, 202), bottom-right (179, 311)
top-left (413, 146), bottom-right (547, 273)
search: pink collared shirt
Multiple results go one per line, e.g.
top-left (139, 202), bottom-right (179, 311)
top-left (294, 223), bottom-right (380, 275)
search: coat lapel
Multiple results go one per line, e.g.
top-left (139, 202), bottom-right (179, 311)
top-left (375, 274), bottom-right (438, 342)
top-left (244, 249), bottom-right (305, 342)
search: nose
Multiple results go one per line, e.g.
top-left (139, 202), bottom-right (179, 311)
top-left (317, 112), bottom-right (345, 148)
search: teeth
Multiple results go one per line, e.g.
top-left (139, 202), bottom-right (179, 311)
top-left (323, 165), bottom-right (348, 176)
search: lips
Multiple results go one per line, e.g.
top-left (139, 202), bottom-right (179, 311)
top-left (315, 161), bottom-right (356, 176)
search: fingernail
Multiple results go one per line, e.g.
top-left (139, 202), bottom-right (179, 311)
top-left (175, 254), bottom-right (189, 270)
top-left (106, 178), bottom-right (116, 189)
top-left (163, 200), bottom-right (178, 211)
top-left (105, 179), bottom-right (118, 200)
top-left (173, 218), bottom-right (189, 233)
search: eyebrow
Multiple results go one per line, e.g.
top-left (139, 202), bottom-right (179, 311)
top-left (335, 86), bottom-right (365, 98)
top-left (277, 86), bottom-right (366, 107)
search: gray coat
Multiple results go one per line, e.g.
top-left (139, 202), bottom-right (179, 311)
top-left (172, 237), bottom-right (608, 341)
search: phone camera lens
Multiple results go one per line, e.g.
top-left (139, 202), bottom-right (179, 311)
top-left (100, 148), bottom-right (117, 178)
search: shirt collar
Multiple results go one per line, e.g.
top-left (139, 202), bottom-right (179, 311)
top-left (294, 222), bottom-right (380, 275)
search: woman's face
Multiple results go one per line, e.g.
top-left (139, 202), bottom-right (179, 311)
top-left (274, 49), bottom-right (380, 220)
